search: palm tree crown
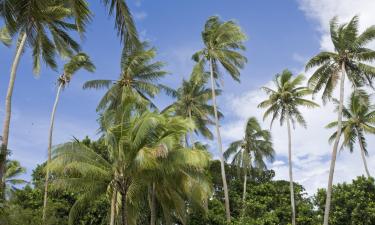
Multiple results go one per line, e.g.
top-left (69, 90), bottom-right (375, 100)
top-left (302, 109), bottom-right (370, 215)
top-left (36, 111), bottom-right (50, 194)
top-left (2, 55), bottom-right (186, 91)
top-left (258, 69), bottom-right (319, 127)
top-left (306, 16), bottom-right (375, 103)
top-left (327, 90), bottom-right (375, 151)
top-left (2, 0), bottom-right (81, 74)
top-left (192, 16), bottom-right (247, 82)
top-left (224, 117), bottom-right (274, 171)
top-left (165, 68), bottom-right (223, 142)
top-left (83, 42), bottom-right (168, 111)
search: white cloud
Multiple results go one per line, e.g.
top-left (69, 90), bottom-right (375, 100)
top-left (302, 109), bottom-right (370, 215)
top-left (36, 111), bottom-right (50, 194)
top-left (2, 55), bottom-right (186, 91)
top-left (218, 0), bottom-right (375, 195)
top-left (298, 0), bottom-right (375, 50)
top-left (221, 79), bottom-right (375, 194)
top-left (134, 11), bottom-right (147, 21)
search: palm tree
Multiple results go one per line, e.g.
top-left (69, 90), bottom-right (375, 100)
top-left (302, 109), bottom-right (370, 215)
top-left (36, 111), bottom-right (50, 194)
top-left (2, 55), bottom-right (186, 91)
top-left (305, 16), bottom-right (375, 225)
top-left (42, 53), bottom-right (95, 222)
top-left (258, 70), bottom-right (318, 225)
top-left (164, 66), bottom-right (223, 146)
top-left (192, 16), bottom-right (247, 222)
top-left (48, 101), bottom-right (211, 225)
top-left (83, 42), bottom-right (168, 112)
top-left (327, 90), bottom-right (375, 178)
top-left (4, 160), bottom-right (27, 199)
top-left (224, 117), bottom-right (274, 202)
top-left (0, 0), bottom-right (81, 195)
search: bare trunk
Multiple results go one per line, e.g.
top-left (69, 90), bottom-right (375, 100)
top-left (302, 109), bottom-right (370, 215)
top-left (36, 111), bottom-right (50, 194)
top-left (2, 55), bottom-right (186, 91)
top-left (242, 167), bottom-right (247, 202)
top-left (358, 136), bottom-right (371, 178)
top-left (209, 58), bottom-right (231, 222)
top-left (110, 191), bottom-right (117, 225)
top-left (286, 115), bottom-right (296, 225)
top-left (323, 62), bottom-right (346, 225)
top-left (188, 109), bottom-right (195, 147)
top-left (42, 83), bottom-right (63, 223)
top-left (121, 192), bottom-right (127, 225)
top-left (0, 32), bottom-right (27, 197)
top-left (150, 183), bottom-right (156, 225)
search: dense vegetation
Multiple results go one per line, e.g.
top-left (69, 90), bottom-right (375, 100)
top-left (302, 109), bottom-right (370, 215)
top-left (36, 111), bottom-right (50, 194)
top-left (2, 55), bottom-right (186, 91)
top-left (0, 0), bottom-right (375, 224)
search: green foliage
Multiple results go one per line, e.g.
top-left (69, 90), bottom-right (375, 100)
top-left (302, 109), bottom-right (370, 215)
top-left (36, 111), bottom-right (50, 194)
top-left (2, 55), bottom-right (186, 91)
top-left (315, 176), bottom-right (375, 225)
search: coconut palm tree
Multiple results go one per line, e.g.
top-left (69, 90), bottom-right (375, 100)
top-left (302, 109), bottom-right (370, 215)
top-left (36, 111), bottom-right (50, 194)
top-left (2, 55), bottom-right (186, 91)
top-left (48, 101), bottom-right (211, 225)
top-left (258, 70), bottom-right (318, 225)
top-left (4, 160), bottom-right (27, 199)
top-left (83, 42), bottom-right (169, 112)
top-left (192, 16), bottom-right (247, 221)
top-left (327, 90), bottom-right (375, 178)
top-left (163, 66), bottom-right (223, 146)
top-left (0, 0), bottom-right (81, 195)
top-left (224, 117), bottom-right (274, 202)
top-left (42, 53), bottom-right (95, 222)
top-left (305, 16), bottom-right (375, 225)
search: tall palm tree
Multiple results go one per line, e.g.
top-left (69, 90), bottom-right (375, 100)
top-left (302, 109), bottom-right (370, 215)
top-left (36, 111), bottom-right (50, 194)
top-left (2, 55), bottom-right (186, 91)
top-left (83, 42), bottom-right (168, 112)
top-left (258, 70), bottom-right (318, 225)
top-left (327, 90), bottom-right (375, 178)
top-left (224, 117), bottom-right (274, 202)
top-left (42, 53), bottom-right (95, 222)
top-left (48, 101), bottom-right (211, 225)
top-left (4, 160), bottom-right (27, 199)
top-left (305, 16), bottom-right (375, 225)
top-left (0, 0), bottom-right (81, 195)
top-left (164, 66), bottom-right (223, 146)
top-left (192, 16), bottom-right (247, 222)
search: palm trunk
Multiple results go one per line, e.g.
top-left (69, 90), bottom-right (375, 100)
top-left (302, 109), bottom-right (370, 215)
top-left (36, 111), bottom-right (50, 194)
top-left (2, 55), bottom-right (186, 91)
top-left (110, 191), bottom-right (117, 225)
top-left (150, 183), bottom-right (156, 225)
top-left (242, 167), bottom-right (247, 202)
top-left (42, 83), bottom-right (63, 223)
top-left (209, 58), bottom-right (231, 222)
top-left (0, 32), bottom-right (27, 197)
top-left (323, 62), bottom-right (346, 225)
top-left (358, 136), bottom-right (371, 178)
top-left (121, 192), bottom-right (128, 225)
top-left (286, 115), bottom-right (296, 225)
top-left (188, 109), bottom-right (195, 147)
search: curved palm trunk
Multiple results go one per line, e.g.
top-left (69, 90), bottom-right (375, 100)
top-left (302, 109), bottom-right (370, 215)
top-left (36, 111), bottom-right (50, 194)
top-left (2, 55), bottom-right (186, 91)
top-left (110, 191), bottom-right (118, 225)
top-left (286, 115), bottom-right (296, 225)
top-left (358, 136), bottom-right (371, 178)
top-left (42, 83), bottom-right (63, 223)
top-left (323, 62), bottom-right (346, 225)
top-left (0, 32), bottom-right (27, 197)
top-left (209, 58), bottom-right (231, 222)
top-left (150, 183), bottom-right (156, 225)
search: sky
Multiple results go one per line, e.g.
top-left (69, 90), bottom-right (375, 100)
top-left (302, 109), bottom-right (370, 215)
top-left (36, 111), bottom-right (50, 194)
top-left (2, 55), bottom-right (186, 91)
top-left (0, 0), bottom-right (375, 195)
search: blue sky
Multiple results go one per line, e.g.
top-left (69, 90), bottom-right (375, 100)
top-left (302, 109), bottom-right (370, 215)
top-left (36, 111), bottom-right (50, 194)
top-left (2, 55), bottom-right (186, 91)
top-left (1, 0), bottom-right (374, 194)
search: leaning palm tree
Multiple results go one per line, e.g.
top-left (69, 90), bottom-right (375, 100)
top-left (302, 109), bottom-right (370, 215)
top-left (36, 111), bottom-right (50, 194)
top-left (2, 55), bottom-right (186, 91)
top-left (305, 16), bottom-right (375, 225)
top-left (83, 42), bottom-right (168, 112)
top-left (164, 67), bottom-right (223, 146)
top-left (49, 103), bottom-right (211, 225)
top-left (192, 16), bottom-right (247, 221)
top-left (327, 90), bottom-right (375, 178)
top-left (42, 53), bottom-right (95, 222)
top-left (224, 117), bottom-right (274, 202)
top-left (258, 70), bottom-right (318, 225)
top-left (0, 0), bottom-right (81, 194)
